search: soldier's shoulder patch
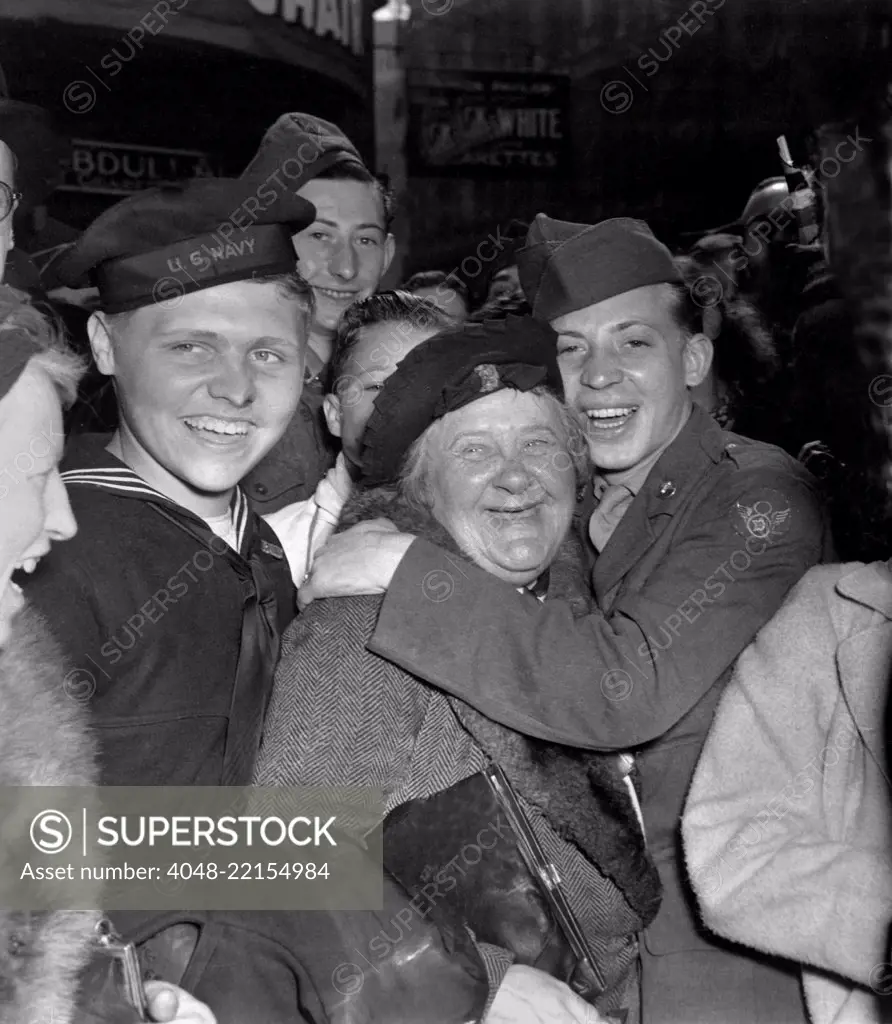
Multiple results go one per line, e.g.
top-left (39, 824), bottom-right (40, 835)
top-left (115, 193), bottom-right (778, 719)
top-left (731, 488), bottom-right (794, 543)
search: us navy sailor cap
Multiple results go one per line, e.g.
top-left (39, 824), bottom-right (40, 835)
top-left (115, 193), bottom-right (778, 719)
top-left (56, 177), bottom-right (316, 313)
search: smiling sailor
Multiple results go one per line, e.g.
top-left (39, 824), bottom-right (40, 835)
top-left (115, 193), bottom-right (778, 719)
top-left (23, 176), bottom-right (314, 787)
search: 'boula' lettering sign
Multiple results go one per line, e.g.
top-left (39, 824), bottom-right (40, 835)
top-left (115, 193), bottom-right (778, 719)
top-left (247, 0), bottom-right (364, 55)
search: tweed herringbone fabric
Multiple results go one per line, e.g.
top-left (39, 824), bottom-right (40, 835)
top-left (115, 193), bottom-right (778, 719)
top-left (335, 486), bottom-right (660, 916)
top-left (256, 593), bottom-right (644, 1015)
top-left (255, 489), bottom-right (661, 1016)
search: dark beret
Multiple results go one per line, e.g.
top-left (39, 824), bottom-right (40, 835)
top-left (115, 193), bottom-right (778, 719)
top-left (360, 314), bottom-right (562, 487)
top-left (242, 113), bottom-right (366, 190)
top-left (0, 286), bottom-right (48, 401)
top-left (55, 177), bottom-right (316, 313)
top-left (518, 213), bottom-right (681, 322)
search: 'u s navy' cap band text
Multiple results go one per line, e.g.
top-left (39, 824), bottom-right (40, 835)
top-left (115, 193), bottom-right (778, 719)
top-left (95, 224), bottom-right (298, 314)
top-left (55, 177), bottom-right (316, 312)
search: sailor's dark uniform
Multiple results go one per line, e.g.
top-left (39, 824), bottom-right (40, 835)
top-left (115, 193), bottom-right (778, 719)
top-left (25, 435), bottom-right (294, 786)
top-left (39, 175), bottom-right (342, 1024)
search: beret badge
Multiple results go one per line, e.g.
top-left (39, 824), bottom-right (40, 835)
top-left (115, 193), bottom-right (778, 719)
top-left (475, 363), bottom-right (501, 394)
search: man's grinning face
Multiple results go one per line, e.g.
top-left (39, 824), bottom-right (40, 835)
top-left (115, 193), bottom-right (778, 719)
top-left (293, 179), bottom-right (395, 340)
top-left (553, 283), bottom-right (712, 473)
top-left (89, 280), bottom-right (307, 516)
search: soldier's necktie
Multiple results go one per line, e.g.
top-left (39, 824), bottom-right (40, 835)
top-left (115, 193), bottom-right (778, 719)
top-left (588, 482), bottom-right (635, 553)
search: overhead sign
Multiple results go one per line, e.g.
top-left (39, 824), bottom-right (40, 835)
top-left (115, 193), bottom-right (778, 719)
top-left (407, 71), bottom-right (571, 177)
top-left (246, 0), bottom-right (364, 56)
top-left (0, 0), bottom-right (373, 96)
top-left (58, 139), bottom-right (219, 196)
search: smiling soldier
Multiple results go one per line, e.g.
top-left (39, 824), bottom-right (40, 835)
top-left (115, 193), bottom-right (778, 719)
top-left (22, 177), bottom-right (314, 788)
top-left (301, 215), bottom-right (834, 1023)
top-left (241, 113), bottom-right (396, 511)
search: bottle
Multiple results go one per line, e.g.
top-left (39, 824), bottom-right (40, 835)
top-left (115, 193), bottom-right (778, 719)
top-left (777, 135), bottom-right (819, 246)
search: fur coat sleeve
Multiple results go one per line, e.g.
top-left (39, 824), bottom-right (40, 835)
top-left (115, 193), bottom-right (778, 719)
top-left (0, 605), bottom-right (101, 1024)
top-left (683, 563), bottom-right (892, 1024)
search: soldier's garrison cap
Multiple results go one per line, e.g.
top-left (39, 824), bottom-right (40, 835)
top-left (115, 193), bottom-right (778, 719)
top-left (518, 214), bottom-right (681, 322)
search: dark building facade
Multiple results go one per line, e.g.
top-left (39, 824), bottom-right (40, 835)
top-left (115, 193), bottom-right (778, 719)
top-left (1, 0), bottom-right (376, 228)
top-left (395, 0), bottom-right (890, 296)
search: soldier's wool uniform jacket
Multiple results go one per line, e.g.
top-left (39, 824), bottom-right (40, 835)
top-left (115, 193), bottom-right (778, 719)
top-left (367, 403), bottom-right (834, 1024)
top-left (24, 434), bottom-right (295, 787)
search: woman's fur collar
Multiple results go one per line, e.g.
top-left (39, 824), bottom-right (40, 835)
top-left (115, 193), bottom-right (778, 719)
top-left (339, 484), bottom-right (464, 546)
top-left (0, 605), bottom-right (100, 1023)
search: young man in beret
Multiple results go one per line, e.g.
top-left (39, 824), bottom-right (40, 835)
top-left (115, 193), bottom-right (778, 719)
top-left (303, 215), bottom-right (833, 1024)
top-left (24, 177), bottom-right (313, 788)
top-left (240, 113), bottom-right (395, 511)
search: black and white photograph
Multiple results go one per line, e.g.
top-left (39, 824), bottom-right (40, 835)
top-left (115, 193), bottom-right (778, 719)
top-left (0, 0), bottom-right (890, 1021)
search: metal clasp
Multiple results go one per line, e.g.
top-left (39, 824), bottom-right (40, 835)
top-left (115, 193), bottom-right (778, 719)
top-left (95, 917), bottom-right (149, 1021)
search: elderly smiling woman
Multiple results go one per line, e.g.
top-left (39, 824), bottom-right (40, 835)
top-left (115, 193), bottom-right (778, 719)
top-left (255, 316), bottom-right (661, 1024)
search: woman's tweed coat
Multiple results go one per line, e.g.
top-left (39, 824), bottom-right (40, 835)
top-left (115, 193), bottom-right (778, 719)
top-left (0, 605), bottom-right (101, 1024)
top-left (256, 487), bottom-right (662, 1019)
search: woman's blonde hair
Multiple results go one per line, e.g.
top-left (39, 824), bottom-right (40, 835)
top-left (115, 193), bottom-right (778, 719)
top-left (0, 291), bottom-right (86, 408)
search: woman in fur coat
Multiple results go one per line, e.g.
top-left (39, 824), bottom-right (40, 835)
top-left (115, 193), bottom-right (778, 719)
top-left (0, 288), bottom-right (215, 1024)
top-left (255, 317), bottom-right (662, 1024)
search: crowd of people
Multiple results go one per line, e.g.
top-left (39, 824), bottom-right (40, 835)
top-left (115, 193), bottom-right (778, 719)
top-left (0, 75), bottom-right (890, 1024)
